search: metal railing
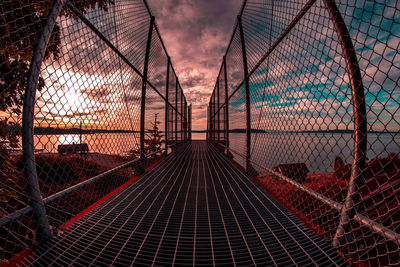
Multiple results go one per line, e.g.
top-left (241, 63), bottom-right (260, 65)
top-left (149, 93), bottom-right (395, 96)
top-left (0, 0), bottom-right (191, 262)
top-left (207, 0), bottom-right (399, 265)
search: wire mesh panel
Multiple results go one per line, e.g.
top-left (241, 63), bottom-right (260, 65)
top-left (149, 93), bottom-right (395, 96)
top-left (176, 85), bottom-right (182, 143)
top-left (207, 0), bottom-right (400, 265)
top-left (36, 6), bottom-right (145, 232)
top-left (225, 26), bottom-right (244, 97)
top-left (218, 104), bottom-right (226, 146)
top-left (249, 0), bottom-right (353, 247)
top-left (184, 98), bottom-right (188, 140)
top-left (84, 0), bottom-right (150, 73)
top-left (241, 1), bottom-right (274, 72)
top-left (1, 1), bottom-right (55, 261)
top-left (167, 67), bottom-right (176, 146)
top-left (218, 63), bottom-right (227, 147)
top-left (147, 28), bottom-right (168, 98)
top-left (228, 86), bottom-right (247, 168)
top-left (213, 90), bottom-right (217, 141)
top-left (0, 0), bottom-right (189, 263)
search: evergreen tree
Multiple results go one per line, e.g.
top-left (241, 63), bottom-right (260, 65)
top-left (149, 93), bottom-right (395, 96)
top-left (127, 113), bottom-right (164, 159)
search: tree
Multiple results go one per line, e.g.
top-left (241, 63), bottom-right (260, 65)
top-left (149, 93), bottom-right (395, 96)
top-left (127, 113), bottom-right (165, 159)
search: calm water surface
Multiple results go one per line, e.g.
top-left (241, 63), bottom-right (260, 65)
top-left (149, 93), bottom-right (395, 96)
top-left (33, 132), bottom-right (398, 173)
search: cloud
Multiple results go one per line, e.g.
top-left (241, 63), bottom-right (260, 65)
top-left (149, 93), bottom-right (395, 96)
top-left (147, 0), bottom-right (242, 130)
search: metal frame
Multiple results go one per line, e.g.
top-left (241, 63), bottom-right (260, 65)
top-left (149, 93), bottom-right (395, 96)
top-left (175, 78), bottom-right (178, 144)
top-left (223, 57), bottom-right (229, 154)
top-left (165, 57), bottom-right (171, 154)
top-left (189, 104), bottom-right (192, 140)
top-left (237, 15), bottom-right (252, 173)
top-left (217, 78), bottom-right (220, 142)
top-left (3, 0), bottom-right (190, 245)
top-left (22, 0), bottom-right (65, 242)
top-left (322, 0), bottom-right (368, 248)
top-left (205, 0), bottom-right (399, 252)
top-left (140, 16), bottom-right (155, 170)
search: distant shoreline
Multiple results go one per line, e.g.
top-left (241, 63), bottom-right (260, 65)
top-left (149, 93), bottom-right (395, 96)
top-left (34, 127), bottom-right (139, 135)
top-left (34, 127), bottom-right (399, 135)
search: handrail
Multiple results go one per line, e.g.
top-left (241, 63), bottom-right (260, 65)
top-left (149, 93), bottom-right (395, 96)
top-left (206, 0), bottom-right (399, 264)
top-left (0, 148), bottom-right (166, 229)
top-left (1, 0), bottom-right (191, 247)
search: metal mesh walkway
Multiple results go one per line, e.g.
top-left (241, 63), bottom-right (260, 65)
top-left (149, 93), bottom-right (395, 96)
top-left (28, 141), bottom-right (346, 266)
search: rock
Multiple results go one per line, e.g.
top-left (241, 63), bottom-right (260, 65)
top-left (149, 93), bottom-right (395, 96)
top-left (334, 156), bottom-right (351, 180)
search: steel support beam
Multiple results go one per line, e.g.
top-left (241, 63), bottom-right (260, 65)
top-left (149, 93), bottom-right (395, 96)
top-left (181, 89), bottom-right (184, 142)
top-left (223, 57), bottom-right (230, 155)
top-left (22, 0), bottom-right (65, 242)
top-left (189, 104), bottom-right (192, 140)
top-left (238, 15), bottom-right (253, 174)
top-left (184, 99), bottom-right (188, 141)
top-left (175, 77), bottom-right (178, 145)
top-left (217, 78), bottom-right (220, 143)
top-left (164, 57), bottom-right (170, 155)
top-left (322, 0), bottom-right (368, 249)
top-left (140, 16), bottom-right (155, 171)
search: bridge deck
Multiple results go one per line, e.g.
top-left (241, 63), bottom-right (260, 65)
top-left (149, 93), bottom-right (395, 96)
top-left (29, 141), bottom-right (346, 266)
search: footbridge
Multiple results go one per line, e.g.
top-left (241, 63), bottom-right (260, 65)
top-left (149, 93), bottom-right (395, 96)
top-left (0, 0), bottom-right (399, 266)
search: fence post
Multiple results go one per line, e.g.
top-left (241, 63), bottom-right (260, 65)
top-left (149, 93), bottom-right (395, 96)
top-left (185, 99), bottom-right (188, 141)
top-left (189, 104), bottom-right (192, 140)
top-left (238, 16), bottom-right (255, 174)
top-left (322, 0), bottom-right (368, 249)
top-left (140, 16), bottom-right (155, 171)
top-left (164, 57), bottom-right (170, 155)
top-left (223, 57), bottom-right (230, 156)
top-left (175, 77), bottom-right (178, 145)
top-left (207, 106), bottom-right (209, 140)
top-left (181, 89), bottom-right (184, 142)
top-left (213, 92), bottom-right (216, 142)
top-left (211, 94), bottom-right (214, 141)
top-left (22, 0), bottom-right (65, 242)
top-left (183, 99), bottom-right (186, 141)
top-left (217, 78), bottom-right (220, 143)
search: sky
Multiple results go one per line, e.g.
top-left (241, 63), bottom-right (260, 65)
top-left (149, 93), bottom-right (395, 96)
top-left (147, 0), bottom-right (242, 131)
top-left (30, 0), bottom-right (399, 135)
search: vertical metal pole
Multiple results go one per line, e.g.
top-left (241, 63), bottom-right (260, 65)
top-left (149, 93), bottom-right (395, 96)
top-left (164, 57), bottom-right (170, 155)
top-left (210, 94), bottom-right (213, 141)
top-left (175, 77), bottom-right (178, 145)
top-left (209, 103), bottom-right (211, 141)
top-left (217, 78), bottom-right (220, 143)
top-left (189, 104), bottom-right (192, 141)
top-left (22, 0), bottom-right (65, 242)
top-left (238, 16), bottom-right (252, 173)
top-left (183, 98), bottom-right (186, 141)
top-left (184, 99), bottom-right (187, 141)
top-left (209, 100), bottom-right (211, 141)
top-left (183, 98), bottom-right (185, 141)
top-left (224, 57), bottom-right (230, 155)
top-left (181, 89), bottom-right (183, 142)
top-left (213, 92), bottom-right (216, 142)
top-left (322, 0), bottom-right (368, 249)
top-left (140, 16), bottom-right (155, 170)
top-left (206, 106), bottom-right (209, 140)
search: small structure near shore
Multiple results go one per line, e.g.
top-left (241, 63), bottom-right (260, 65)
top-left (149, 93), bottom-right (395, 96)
top-left (58, 143), bottom-right (89, 157)
top-left (273, 163), bottom-right (309, 183)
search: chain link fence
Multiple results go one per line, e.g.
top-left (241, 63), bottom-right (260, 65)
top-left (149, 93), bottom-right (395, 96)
top-left (0, 0), bottom-right (190, 263)
top-left (207, 0), bottom-right (399, 265)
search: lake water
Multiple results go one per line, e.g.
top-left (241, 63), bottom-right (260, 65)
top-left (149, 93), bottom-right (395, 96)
top-left (192, 132), bottom-right (206, 140)
top-left (229, 132), bottom-right (399, 173)
top-left (34, 133), bottom-right (141, 156)
top-left (33, 132), bottom-right (398, 173)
